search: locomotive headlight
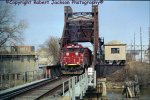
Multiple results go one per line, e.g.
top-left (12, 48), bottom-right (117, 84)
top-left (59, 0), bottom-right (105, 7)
top-left (66, 52), bottom-right (69, 56)
top-left (75, 52), bottom-right (78, 56)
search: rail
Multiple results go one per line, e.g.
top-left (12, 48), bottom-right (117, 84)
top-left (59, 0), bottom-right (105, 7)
top-left (0, 71), bottom-right (96, 100)
top-left (0, 77), bottom-right (60, 100)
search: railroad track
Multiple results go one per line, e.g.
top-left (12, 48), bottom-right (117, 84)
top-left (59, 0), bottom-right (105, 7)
top-left (0, 76), bottom-right (70, 100)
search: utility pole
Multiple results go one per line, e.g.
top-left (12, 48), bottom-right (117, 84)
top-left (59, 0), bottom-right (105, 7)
top-left (131, 40), bottom-right (133, 61)
top-left (149, 1), bottom-right (150, 65)
top-left (148, 27), bottom-right (150, 65)
top-left (131, 40), bottom-right (132, 51)
top-left (140, 27), bottom-right (142, 62)
top-left (134, 32), bottom-right (136, 61)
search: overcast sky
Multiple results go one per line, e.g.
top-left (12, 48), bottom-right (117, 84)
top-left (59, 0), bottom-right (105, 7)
top-left (4, 1), bottom-right (150, 48)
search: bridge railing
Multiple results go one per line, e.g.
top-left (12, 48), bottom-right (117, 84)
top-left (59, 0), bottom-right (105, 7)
top-left (62, 71), bottom-right (96, 100)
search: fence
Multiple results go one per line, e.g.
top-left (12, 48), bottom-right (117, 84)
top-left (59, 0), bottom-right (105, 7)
top-left (0, 70), bottom-right (44, 90)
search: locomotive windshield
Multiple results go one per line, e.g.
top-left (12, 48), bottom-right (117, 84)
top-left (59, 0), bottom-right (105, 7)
top-left (67, 48), bottom-right (79, 52)
top-left (65, 48), bottom-right (81, 52)
top-left (74, 48), bottom-right (79, 52)
top-left (68, 48), bottom-right (73, 52)
top-left (64, 45), bottom-right (84, 52)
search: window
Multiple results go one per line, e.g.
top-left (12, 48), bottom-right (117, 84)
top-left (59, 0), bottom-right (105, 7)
top-left (74, 48), bottom-right (79, 52)
top-left (111, 48), bottom-right (120, 54)
top-left (67, 48), bottom-right (73, 52)
top-left (80, 48), bottom-right (84, 53)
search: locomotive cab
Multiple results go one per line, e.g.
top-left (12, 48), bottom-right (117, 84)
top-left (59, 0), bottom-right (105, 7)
top-left (61, 44), bottom-right (92, 75)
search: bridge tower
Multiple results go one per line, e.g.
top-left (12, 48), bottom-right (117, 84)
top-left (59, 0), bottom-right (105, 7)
top-left (60, 5), bottom-right (100, 67)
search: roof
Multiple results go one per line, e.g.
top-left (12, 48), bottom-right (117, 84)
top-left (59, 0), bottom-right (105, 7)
top-left (105, 40), bottom-right (126, 46)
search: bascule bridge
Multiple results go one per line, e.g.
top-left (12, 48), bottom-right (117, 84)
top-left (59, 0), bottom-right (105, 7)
top-left (60, 5), bottom-right (100, 67)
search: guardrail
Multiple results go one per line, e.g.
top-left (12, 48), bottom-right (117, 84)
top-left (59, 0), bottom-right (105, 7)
top-left (62, 71), bottom-right (96, 100)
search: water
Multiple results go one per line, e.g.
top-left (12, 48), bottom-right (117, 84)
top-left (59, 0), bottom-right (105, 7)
top-left (140, 88), bottom-right (150, 100)
top-left (107, 88), bottom-right (150, 100)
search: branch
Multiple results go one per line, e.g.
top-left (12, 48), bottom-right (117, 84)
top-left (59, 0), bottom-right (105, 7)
top-left (0, 35), bottom-right (9, 47)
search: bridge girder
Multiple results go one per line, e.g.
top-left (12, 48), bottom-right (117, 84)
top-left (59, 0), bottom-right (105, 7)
top-left (60, 5), bottom-right (99, 67)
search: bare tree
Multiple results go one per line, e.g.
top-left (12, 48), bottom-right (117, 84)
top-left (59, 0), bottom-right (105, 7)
top-left (38, 36), bottom-right (60, 65)
top-left (46, 36), bottom-right (60, 64)
top-left (0, 3), bottom-right (27, 47)
top-left (126, 53), bottom-right (134, 62)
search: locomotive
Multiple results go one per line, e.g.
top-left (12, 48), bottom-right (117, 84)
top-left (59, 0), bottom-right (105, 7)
top-left (61, 43), bottom-right (92, 74)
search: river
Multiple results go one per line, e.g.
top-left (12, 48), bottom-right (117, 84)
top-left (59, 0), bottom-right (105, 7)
top-left (107, 88), bottom-right (150, 100)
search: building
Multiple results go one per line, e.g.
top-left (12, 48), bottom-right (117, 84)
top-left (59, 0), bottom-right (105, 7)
top-left (0, 46), bottom-right (37, 74)
top-left (104, 40), bottom-right (126, 65)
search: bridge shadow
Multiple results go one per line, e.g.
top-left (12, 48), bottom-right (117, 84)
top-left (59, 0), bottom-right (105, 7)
top-left (95, 64), bottom-right (126, 77)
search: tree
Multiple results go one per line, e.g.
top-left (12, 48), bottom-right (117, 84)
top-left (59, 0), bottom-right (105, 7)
top-left (45, 36), bottom-right (60, 64)
top-left (38, 36), bottom-right (60, 65)
top-left (0, 3), bottom-right (27, 47)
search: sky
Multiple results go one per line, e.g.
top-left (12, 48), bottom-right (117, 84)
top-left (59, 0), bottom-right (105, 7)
top-left (3, 1), bottom-right (150, 48)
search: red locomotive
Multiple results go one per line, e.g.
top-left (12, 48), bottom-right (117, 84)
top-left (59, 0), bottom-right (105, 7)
top-left (61, 43), bottom-right (92, 74)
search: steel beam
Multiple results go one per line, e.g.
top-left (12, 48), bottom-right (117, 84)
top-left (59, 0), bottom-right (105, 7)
top-left (60, 6), bottom-right (99, 69)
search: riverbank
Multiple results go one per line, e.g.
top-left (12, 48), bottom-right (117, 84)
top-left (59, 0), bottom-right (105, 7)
top-left (106, 61), bottom-right (150, 88)
top-left (106, 88), bottom-right (150, 100)
top-left (106, 81), bottom-right (124, 89)
top-left (106, 81), bottom-right (150, 89)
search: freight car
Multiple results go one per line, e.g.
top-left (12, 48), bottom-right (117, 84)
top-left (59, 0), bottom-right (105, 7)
top-left (61, 43), bottom-right (92, 74)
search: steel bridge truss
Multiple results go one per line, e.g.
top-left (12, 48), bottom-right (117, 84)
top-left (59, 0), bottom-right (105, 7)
top-left (60, 5), bottom-right (99, 66)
